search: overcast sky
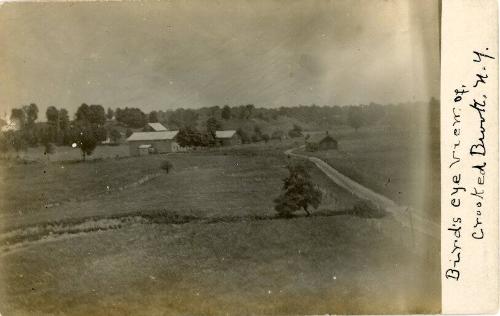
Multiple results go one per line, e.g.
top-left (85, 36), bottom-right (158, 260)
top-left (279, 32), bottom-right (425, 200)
top-left (0, 0), bottom-right (440, 119)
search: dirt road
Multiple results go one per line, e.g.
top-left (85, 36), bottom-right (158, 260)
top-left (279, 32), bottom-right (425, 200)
top-left (285, 147), bottom-right (439, 239)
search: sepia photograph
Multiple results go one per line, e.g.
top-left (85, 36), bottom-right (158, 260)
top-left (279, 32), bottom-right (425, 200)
top-left (0, 0), bottom-right (441, 314)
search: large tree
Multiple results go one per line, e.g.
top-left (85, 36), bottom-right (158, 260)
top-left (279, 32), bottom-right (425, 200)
top-left (88, 104), bottom-right (106, 125)
top-left (221, 105), bottom-right (231, 120)
top-left (23, 103), bottom-right (38, 128)
top-left (176, 127), bottom-right (205, 147)
top-left (10, 108), bottom-right (26, 129)
top-left (347, 106), bottom-right (364, 131)
top-left (59, 109), bottom-right (71, 145)
top-left (109, 129), bottom-right (122, 144)
top-left (149, 111), bottom-right (159, 123)
top-left (71, 124), bottom-right (97, 161)
top-left (274, 163), bottom-right (322, 217)
top-left (76, 103), bottom-right (90, 121)
top-left (206, 117), bottom-right (221, 136)
top-left (115, 107), bottom-right (147, 128)
top-left (106, 107), bottom-right (114, 120)
top-left (46, 106), bottom-right (59, 123)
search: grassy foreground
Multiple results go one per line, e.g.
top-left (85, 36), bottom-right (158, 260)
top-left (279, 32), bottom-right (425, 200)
top-left (0, 215), bottom-right (440, 315)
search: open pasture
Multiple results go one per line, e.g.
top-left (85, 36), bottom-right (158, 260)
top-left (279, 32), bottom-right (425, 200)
top-left (299, 126), bottom-right (440, 221)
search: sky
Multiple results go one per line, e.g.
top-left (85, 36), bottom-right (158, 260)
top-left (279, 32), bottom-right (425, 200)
top-left (0, 0), bottom-right (440, 120)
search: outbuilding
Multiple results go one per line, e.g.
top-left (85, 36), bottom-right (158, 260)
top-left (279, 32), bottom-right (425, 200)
top-left (126, 130), bottom-right (182, 156)
top-left (305, 131), bottom-right (338, 151)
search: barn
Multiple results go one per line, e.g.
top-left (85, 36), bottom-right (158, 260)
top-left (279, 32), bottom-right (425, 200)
top-left (215, 130), bottom-right (241, 146)
top-left (318, 134), bottom-right (338, 150)
top-left (126, 131), bottom-right (183, 156)
top-left (305, 132), bottom-right (338, 151)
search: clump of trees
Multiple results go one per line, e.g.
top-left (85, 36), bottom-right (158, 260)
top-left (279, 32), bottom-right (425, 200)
top-left (236, 128), bottom-right (250, 144)
top-left (271, 130), bottom-right (285, 141)
top-left (109, 129), bottom-right (122, 144)
top-left (176, 127), bottom-right (208, 147)
top-left (288, 124), bottom-right (303, 138)
top-left (274, 163), bottom-right (322, 217)
top-left (115, 107), bottom-right (147, 128)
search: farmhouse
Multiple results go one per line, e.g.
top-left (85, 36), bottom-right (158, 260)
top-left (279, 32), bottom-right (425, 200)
top-left (215, 130), bottom-right (241, 146)
top-left (126, 130), bottom-right (185, 156)
top-left (305, 132), bottom-right (338, 151)
top-left (144, 122), bottom-right (168, 132)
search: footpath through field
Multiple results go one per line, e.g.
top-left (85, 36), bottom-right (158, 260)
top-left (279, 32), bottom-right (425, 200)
top-left (285, 147), bottom-right (439, 239)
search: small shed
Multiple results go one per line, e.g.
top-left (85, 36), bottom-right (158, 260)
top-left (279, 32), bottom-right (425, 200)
top-left (215, 130), bottom-right (241, 146)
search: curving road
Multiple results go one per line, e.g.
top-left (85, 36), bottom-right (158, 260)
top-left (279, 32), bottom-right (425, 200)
top-left (285, 147), bottom-right (439, 239)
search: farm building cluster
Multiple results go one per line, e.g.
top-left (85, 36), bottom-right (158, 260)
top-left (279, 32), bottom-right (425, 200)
top-left (126, 123), bottom-right (241, 156)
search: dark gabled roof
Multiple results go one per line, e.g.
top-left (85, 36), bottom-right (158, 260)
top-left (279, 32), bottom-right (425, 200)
top-left (305, 132), bottom-right (337, 143)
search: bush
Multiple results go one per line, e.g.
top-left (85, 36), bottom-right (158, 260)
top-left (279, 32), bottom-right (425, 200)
top-left (161, 160), bottom-right (173, 173)
top-left (351, 199), bottom-right (387, 218)
top-left (305, 142), bottom-right (319, 152)
top-left (261, 133), bottom-right (270, 143)
top-left (251, 133), bottom-right (262, 143)
top-left (288, 124), bottom-right (303, 138)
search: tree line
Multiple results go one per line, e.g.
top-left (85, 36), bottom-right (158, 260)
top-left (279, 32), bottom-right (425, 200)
top-left (0, 98), bottom-right (439, 158)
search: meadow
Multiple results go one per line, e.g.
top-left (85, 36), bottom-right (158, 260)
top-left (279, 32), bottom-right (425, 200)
top-left (299, 126), bottom-right (440, 221)
top-left (0, 133), bottom-right (440, 315)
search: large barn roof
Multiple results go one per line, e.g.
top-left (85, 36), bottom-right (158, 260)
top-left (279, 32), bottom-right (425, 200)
top-left (215, 130), bottom-right (237, 139)
top-left (147, 122), bottom-right (168, 131)
top-left (127, 131), bottom-right (178, 142)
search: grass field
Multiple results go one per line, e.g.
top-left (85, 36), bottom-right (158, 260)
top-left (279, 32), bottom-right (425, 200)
top-left (0, 137), bottom-right (440, 315)
top-left (0, 141), bottom-right (353, 228)
top-left (0, 215), bottom-right (440, 315)
top-left (1, 144), bottom-right (130, 162)
top-left (299, 126), bottom-right (440, 221)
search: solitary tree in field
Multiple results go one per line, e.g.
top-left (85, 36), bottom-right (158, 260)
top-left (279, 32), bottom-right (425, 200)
top-left (72, 126), bottom-right (97, 161)
top-left (347, 106), bottom-right (364, 131)
top-left (274, 163), bottom-right (322, 217)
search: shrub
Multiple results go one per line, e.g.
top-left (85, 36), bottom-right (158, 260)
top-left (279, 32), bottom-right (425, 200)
top-left (262, 133), bottom-right (270, 143)
top-left (305, 142), bottom-right (319, 152)
top-left (288, 124), bottom-right (303, 138)
top-left (161, 160), bottom-right (173, 173)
